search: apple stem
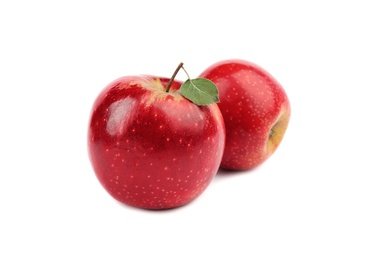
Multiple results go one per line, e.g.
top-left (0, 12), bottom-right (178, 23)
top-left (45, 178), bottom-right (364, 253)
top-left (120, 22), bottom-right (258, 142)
top-left (166, 62), bottom-right (184, 93)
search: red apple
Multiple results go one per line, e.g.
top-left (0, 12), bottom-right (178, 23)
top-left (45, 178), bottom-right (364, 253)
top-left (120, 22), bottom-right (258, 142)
top-left (88, 73), bottom-right (225, 209)
top-left (199, 59), bottom-right (290, 170)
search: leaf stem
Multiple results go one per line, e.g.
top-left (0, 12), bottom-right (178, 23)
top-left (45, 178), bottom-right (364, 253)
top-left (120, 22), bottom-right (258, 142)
top-left (181, 65), bottom-right (191, 79)
top-left (165, 62), bottom-right (184, 93)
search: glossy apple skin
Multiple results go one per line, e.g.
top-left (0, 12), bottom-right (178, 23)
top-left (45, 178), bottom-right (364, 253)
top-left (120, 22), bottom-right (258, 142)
top-left (88, 76), bottom-right (225, 209)
top-left (200, 59), bottom-right (290, 170)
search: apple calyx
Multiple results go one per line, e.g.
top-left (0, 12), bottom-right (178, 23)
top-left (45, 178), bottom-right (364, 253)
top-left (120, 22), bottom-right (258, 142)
top-left (269, 127), bottom-right (275, 137)
top-left (166, 62), bottom-right (220, 106)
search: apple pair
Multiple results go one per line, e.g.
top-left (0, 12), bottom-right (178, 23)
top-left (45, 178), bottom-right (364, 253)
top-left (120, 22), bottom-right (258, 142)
top-left (88, 60), bottom-right (290, 210)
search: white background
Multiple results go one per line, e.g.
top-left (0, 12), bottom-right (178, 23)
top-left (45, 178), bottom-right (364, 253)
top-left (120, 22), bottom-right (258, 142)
top-left (1, 0), bottom-right (389, 259)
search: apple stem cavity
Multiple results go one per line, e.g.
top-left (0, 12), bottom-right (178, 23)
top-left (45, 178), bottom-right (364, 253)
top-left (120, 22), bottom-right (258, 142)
top-left (165, 62), bottom-right (184, 93)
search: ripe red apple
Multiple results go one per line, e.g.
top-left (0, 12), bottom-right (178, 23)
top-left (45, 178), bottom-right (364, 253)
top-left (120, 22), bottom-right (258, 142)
top-left (199, 59), bottom-right (290, 170)
top-left (88, 71), bottom-right (225, 209)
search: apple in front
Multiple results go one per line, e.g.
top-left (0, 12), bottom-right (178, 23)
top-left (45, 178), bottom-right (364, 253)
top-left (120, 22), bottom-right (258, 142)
top-left (88, 76), bottom-right (225, 209)
top-left (200, 59), bottom-right (290, 170)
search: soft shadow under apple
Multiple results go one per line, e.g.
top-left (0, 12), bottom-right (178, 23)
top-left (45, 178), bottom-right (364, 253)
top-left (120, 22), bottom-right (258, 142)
top-left (213, 167), bottom-right (256, 183)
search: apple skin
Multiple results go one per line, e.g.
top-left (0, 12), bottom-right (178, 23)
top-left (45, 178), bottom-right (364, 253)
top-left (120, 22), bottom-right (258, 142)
top-left (88, 76), bottom-right (225, 209)
top-left (199, 59), bottom-right (290, 170)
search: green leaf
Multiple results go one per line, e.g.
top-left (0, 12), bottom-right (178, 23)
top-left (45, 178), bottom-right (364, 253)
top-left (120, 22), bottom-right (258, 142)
top-left (180, 78), bottom-right (220, 106)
